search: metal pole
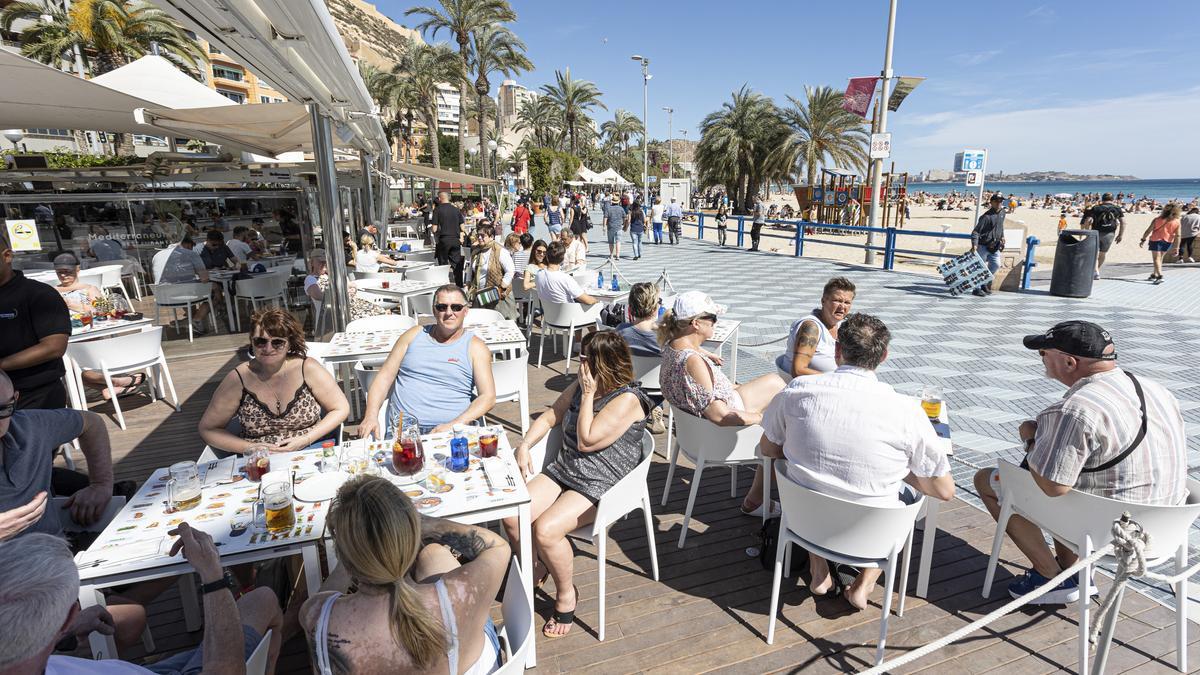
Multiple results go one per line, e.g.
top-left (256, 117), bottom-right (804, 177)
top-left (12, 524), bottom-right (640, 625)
top-left (974, 157), bottom-right (987, 230)
top-left (864, 0), bottom-right (898, 265)
top-left (642, 63), bottom-right (650, 202)
top-left (359, 151), bottom-right (376, 230)
top-left (663, 106), bottom-right (674, 180)
top-left (309, 104), bottom-right (349, 333)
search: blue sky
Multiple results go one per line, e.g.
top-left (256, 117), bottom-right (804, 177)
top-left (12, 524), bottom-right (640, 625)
top-left (375, 0), bottom-right (1200, 178)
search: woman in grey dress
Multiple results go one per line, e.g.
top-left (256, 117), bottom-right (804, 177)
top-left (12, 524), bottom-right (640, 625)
top-left (502, 331), bottom-right (652, 640)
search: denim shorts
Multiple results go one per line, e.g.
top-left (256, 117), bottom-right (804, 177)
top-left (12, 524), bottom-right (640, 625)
top-left (147, 625), bottom-right (261, 674)
top-left (1148, 240), bottom-right (1171, 252)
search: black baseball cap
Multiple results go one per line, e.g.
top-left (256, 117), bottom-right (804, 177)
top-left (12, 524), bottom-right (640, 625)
top-left (1023, 321), bottom-right (1117, 360)
top-left (989, 193), bottom-right (1003, 203)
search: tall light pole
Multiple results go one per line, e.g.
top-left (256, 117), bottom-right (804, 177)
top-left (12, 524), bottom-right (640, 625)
top-left (487, 139), bottom-right (498, 179)
top-left (864, 0), bottom-right (898, 265)
top-left (662, 106), bottom-right (674, 179)
top-left (631, 55), bottom-right (650, 201)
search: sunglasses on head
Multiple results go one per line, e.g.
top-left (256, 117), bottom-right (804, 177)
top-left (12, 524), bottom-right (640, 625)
top-left (434, 303), bottom-right (466, 312)
top-left (252, 337), bottom-right (288, 350)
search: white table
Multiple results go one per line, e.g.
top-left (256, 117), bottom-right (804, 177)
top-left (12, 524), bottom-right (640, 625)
top-left (352, 278), bottom-right (443, 316)
top-left (64, 318), bottom-right (153, 411)
top-left (581, 284), bottom-right (630, 305)
top-left (76, 449), bottom-right (332, 659)
top-left (376, 259), bottom-right (434, 276)
top-left (707, 319), bottom-right (742, 383)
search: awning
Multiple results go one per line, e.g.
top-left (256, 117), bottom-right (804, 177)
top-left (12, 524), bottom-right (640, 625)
top-left (92, 55), bottom-right (236, 109)
top-left (392, 163), bottom-right (500, 186)
top-left (135, 102), bottom-right (312, 158)
top-left (0, 49), bottom-right (163, 135)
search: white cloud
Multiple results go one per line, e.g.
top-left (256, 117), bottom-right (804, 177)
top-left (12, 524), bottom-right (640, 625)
top-left (894, 88), bottom-right (1200, 176)
top-left (1026, 5), bottom-right (1056, 21)
top-left (951, 50), bottom-right (1002, 66)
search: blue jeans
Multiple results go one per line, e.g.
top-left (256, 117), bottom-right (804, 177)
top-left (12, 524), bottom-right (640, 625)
top-left (976, 245), bottom-right (1000, 291)
top-left (652, 222), bottom-right (663, 243)
top-left (630, 232), bottom-right (643, 257)
top-left (148, 625), bottom-right (261, 674)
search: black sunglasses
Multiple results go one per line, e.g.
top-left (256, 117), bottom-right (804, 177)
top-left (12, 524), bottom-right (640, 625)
top-left (434, 303), bottom-right (467, 312)
top-left (697, 313), bottom-right (718, 323)
top-left (0, 398), bottom-right (14, 420)
top-left (252, 337), bottom-right (288, 350)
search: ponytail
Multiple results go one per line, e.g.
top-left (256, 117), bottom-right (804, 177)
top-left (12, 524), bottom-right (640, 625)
top-left (386, 579), bottom-right (448, 669)
top-left (655, 309), bottom-right (690, 345)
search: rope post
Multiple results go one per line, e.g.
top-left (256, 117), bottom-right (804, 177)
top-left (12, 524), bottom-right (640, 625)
top-left (698, 211), bottom-right (704, 240)
top-left (797, 221), bottom-right (806, 257)
top-left (1021, 235), bottom-right (1040, 290)
top-left (737, 216), bottom-right (745, 248)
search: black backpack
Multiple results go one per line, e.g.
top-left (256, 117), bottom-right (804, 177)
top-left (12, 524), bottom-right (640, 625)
top-left (757, 518), bottom-right (782, 571)
top-left (1093, 204), bottom-right (1121, 230)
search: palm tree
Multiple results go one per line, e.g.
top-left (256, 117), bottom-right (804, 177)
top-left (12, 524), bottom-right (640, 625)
top-left (600, 109), bottom-right (643, 152)
top-left (540, 69), bottom-right (605, 156)
top-left (468, 24), bottom-right (530, 178)
top-left (1, 0), bottom-right (206, 75)
top-left (394, 42), bottom-right (464, 169)
top-left (513, 96), bottom-right (561, 150)
top-left (695, 85), bottom-right (786, 213)
top-left (359, 61), bottom-right (401, 150)
top-left (772, 85), bottom-right (870, 188)
top-left (405, 0), bottom-right (516, 173)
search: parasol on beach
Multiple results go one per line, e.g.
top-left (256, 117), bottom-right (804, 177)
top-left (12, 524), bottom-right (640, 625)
top-left (1053, 193), bottom-right (1074, 198)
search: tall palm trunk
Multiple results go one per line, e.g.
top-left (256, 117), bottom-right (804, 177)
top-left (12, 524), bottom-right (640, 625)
top-left (475, 76), bottom-right (490, 179)
top-left (455, 32), bottom-right (469, 172)
top-left (428, 105), bottom-right (441, 169)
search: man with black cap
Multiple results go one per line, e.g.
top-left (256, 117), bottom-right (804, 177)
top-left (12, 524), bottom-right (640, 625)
top-left (969, 193), bottom-right (1006, 296)
top-left (973, 321), bottom-right (1186, 605)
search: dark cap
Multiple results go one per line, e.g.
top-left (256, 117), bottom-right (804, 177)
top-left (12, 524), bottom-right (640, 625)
top-left (989, 193), bottom-right (1003, 203)
top-left (52, 252), bottom-right (80, 269)
top-left (1023, 321), bottom-right (1116, 360)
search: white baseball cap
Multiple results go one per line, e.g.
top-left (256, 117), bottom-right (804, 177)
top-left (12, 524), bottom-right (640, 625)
top-left (672, 291), bottom-right (726, 319)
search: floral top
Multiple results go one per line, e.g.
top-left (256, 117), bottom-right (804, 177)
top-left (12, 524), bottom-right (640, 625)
top-left (660, 345), bottom-right (741, 416)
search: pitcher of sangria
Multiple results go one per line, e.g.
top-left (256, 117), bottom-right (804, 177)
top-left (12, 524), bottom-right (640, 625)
top-left (392, 418), bottom-right (425, 477)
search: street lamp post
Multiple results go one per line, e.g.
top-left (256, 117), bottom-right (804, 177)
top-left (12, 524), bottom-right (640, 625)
top-left (467, 146), bottom-right (479, 175)
top-left (487, 139), bottom-right (498, 180)
top-left (3, 130), bottom-right (24, 152)
top-left (631, 55), bottom-right (651, 202)
top-left (864, 0), bottom-right (899, 265)
top-left (662, 106), bottom-right (674, 180)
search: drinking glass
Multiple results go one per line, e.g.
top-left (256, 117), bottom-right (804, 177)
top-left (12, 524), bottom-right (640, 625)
top-left (245, 446), bottom-right (271, 482)
top-left (478, 425), bottom-right (500, 458)
top-left (340, 443), bottom-right (369, 476)
top-left (921, 385), bottom-right (944, 420)
top-left (166, 461), bottom-right (202, 512)
top-left (255, 482), bottom-right (295, 534)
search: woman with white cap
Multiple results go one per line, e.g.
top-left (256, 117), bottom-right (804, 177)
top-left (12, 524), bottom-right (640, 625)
top-left (657, 291), bottom-right (786, 517)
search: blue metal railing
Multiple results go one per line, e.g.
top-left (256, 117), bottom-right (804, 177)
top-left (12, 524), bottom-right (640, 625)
top-left (680, 211), bottom-right (1041, 290)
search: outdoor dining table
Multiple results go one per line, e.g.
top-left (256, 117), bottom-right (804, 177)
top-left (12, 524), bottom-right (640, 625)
top-left (351, 278), bottom-right (442, 316)
top-left (373, 259), bottom-right (435, 276)
top-left (75, 433), bottom-right (537, 666)
top-left (708, 319), bottom-right (742, 382)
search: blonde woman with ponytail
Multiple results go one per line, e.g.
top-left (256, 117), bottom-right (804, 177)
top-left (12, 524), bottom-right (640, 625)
top-left (300, 476), bottom-right (509, 674)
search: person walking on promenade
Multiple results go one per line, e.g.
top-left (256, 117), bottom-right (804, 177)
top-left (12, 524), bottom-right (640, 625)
top-left (651, 197), bottom-right (665, 245)
top-left (628, 199), bottom-right (646, 260)
top-left (664, 198), bottom-right (683, 245)
top-left (715, 201), bottom-right (729, 246)
top-left (1175, 205), bottom-right (1199, 263)
top-left (603, 195), bottom-right (628, 259)
top-left (431, 192), bottom-right (466, 286)
top-left (1081, 192), bottom-right (1126, 280)
top-left (1140, 203), bottom-right (1182, 284)
top-left (970, 194), bottom-right (1006, 297)
top-left (749, 195), bottom-right (766, 251)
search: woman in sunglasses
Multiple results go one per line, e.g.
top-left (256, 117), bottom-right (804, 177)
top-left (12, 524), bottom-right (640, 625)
top-left (199, 309), bottom-right (349, 455)
top-left (359, 285), bottom-right (497, 438)
top-left (503, 331), bottom-right (653, 639)
top-left (521, 239), bottom-right (550, 292)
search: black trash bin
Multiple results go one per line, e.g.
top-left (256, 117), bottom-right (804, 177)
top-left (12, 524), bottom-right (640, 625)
top-left (1050, 229), bottom-right (1098, 298)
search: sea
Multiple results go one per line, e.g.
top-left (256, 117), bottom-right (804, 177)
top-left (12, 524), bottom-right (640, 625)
top-left (907, 178), bottom-right (1200, 201)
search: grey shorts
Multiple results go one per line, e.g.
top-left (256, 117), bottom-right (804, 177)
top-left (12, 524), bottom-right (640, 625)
top-left (1096, 230), bottom-right (1117, 252)
top-left (606, 227), bottom-right (622, 244)
top-left (146, 625), bottom-right (262, 674)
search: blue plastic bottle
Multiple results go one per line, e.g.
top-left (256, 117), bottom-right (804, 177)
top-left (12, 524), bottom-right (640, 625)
top-left (449, 424), bottom-right (469, 472)
top-left (597, 270), bottom-right (604, 289)
top-left (611, 274), bottom-right (619, 291)
top-left (658, 305), bottom-right (665, 320)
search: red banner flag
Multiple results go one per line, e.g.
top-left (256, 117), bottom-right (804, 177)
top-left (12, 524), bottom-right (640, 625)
top-left (842, 77), bottom-right (879, 118)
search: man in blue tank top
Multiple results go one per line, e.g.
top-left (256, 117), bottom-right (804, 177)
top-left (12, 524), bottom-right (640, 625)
top-left (359, 285), bottom-right (497, 438)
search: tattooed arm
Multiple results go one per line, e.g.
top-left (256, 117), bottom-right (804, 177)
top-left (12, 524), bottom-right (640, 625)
top-left (419, 516), bottom-right (508, 562)
top-left (423, 517), bottom-right (511, 657)
top-left (789, 320), bottom-right (825, 377)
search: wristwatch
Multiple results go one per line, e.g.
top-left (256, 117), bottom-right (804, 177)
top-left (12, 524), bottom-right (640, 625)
top-left (200, 570), bottom-right (236, 596)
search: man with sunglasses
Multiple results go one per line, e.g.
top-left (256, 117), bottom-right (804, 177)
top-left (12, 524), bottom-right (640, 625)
top-left (973, 321), bottom-right (1186, 604)
top-left (358, 285), bottom-right (497, 439)
top-left (0, 231), bottom-right (72, 410)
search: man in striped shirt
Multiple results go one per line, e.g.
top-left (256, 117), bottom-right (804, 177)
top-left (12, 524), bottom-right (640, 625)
top-left (973, 320), bottom-right (1187, 604)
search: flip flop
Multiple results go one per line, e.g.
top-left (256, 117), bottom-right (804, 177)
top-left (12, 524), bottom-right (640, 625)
top-left (542, 585), bottom-right (577, 639)
top-left (102, 383), bottom-right (141, 401)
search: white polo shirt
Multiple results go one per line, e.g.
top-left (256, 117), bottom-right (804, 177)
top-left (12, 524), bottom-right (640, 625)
top-left (761, 365), bottom-right (950, 506)
top-left (536, 268), bottom-right (585, 304)
top-left (227, 238), bottom-right (252, 262)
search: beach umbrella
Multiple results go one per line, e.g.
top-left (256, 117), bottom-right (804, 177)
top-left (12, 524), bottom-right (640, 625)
top-left (1053, 193), bottom-right (1073, 199)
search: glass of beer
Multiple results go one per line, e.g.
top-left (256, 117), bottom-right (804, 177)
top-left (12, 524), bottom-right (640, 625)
top-left (166, 461), bottom-right (202, 512)
top-left (478, 426), bottom-right (500, 458)
top-left (921, 385), bottom-right (944, 420)
top-left (392, 425), bottom-right (425, 476)
top-left (245, 446), bottom-right (271, 482)
top-left (257, 482), bottom-right (295, 534)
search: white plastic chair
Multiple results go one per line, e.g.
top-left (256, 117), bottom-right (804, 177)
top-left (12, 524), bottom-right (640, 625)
top-left (666, 411), bottom-right (768, 548)
top-left (494, 556), bottom-right (535, 674)
top-left (405, 265), bottom-right (452, 283)
top-left (150, 247), bottom-right (173, 284)
top-left (67, 326), bottom-right (179, 430)
top-left (77, 269), bottom-right (105, 290)
top-left (402, 250), bottom-right (437, 263)
top-left (233, 274), bottom-right (288, 332)
top-left (245, 629), bottom-right (272, 675)
top-left (536, 300), bottom-right (603, 373)
top-left (346, 315), bottom-right (416, 333)
top-left (304, 341), bottom-right (337, 377)
top-left (409, 292), bottom-right (434, 320)
top-left (631, 354), bottom-right (668, 455)
top-left (982, 460), bottom-right (1200, 673)
top-left (354, 270), bottom-right (405, 283)
top-left (151, 282), bottom-right (217, 342)
top-left (465, 308), bottom-right (505, 325)
top-left (511, 278), bottom-right (535, 327)
top-left (88, 264), bottom-right (128, 300)
top-left (488, 349), bottom-right (530, 435)
top-left (766, 459), bottom-right (924, 666)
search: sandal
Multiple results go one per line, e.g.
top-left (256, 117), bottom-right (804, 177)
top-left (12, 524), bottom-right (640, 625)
top-left (102, 383), bottom-right (141, 401)
top-left (740, 499), bottom-right (781, 519)
top-left (542, 585), bottom-right (577, 639)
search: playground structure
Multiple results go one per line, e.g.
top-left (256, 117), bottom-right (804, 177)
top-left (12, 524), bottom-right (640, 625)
top-left (792, 165), bottom-right (909, 230)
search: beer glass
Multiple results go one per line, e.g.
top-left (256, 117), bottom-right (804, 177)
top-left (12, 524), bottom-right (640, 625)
top-left (921, 385), bottom-right (944, 420)
top-left (255, 482), bottom-right (295, 534)
top-left (166, 461), bottom-right (201, 512)
top-left (245, 446), bottom-right (271, 482)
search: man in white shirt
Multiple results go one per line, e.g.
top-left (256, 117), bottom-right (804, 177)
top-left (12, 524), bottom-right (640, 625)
top-left (535, 241), bottom-right (598, 306)
top-left (560, 229), bottom-right (586, 270)
top-left (466, 223), bottom-right (517, 319)
top-left (759, 312), bottom-right (954, 609)
top-left (650, 197), bottom-right (666, 244)
top-left (226, 226), bottom-right (255, 263)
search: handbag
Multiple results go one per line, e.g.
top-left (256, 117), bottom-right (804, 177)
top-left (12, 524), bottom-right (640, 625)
top-left (473, 286), bottom-right (501, 307)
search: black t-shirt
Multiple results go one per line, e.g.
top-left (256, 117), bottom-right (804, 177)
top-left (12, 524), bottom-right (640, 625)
top-left (432, 203), bottom-right (464, 242)
top-left (200, 243), bottom-right (237, 269)
top-left (1089, 203), bottom-right (1124, 232)
top-left (0, 271), bottom-right (71, 392)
